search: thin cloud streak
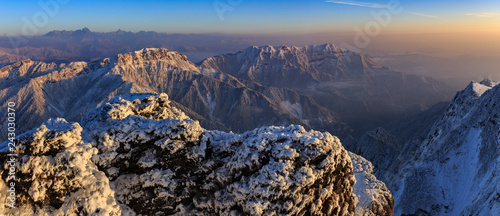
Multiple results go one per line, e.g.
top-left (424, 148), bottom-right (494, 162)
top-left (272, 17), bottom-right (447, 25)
top-left (408, 12), bottom-right (440, 19)
top-left (325, 0), bottom-right (387, 9)
top-left (465, 12), bottom-right (500, 18)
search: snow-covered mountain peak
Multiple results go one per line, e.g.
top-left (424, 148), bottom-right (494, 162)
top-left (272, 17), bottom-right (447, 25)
top-left (115, 48), bottom-right (194, 69)
top-left (446, 79), bottom-right (498, 114)
top-left (300, 43), bottom-right (343, 53)
top-left (479, 79), bottom-right (498, 87)
top-left (466, 79), bottom-right (498, 97)
top-left (239, 43), bottom-right (346, 58)
top-left (81, 93), bottom-right (190, 130)
top-left (430, 80), bottom-right (498, 138)
top-left (199, 43), bottom-right (378, 88)
top-left (439, 79), bottom-right (498, 125)
top-left (0, 48), bottom-right (198, 82)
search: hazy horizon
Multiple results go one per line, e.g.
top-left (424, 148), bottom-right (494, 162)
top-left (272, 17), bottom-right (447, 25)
top-left (3, 0), bottom-right (499, 58)
top-left (3, 0), bottom-right (500, 35)
top-left (2, 0), bottom-right (499, 88)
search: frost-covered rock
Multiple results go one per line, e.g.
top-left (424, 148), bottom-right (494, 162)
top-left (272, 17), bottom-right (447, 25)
top-left (1, 93), bottom-right (393, 215)
top-left (349, 152), bottom-right (394, 216)
top-left (194, 126), bottom-right (357, 215)
top-left (0, 118), bottom-right (122, 215)
top-left (83, 93), bottom-right (357, 215)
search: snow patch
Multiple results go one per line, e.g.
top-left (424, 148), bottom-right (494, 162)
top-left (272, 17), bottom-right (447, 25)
top-left (350, 152), bottom-right (394, 216)
top-left (280, 101), bottom-right (303, 120)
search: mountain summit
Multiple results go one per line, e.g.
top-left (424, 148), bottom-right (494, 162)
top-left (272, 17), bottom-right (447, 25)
top-left (200, 43), bottom-right (373, 88)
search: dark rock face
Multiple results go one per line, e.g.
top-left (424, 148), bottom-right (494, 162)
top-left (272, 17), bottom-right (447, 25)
top-left (0, 93), bottom-right (380, 215)
top-left (345, 128), bottom-right (401, 179)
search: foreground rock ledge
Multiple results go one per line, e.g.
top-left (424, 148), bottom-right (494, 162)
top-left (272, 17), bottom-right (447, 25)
top-left (1, 93), bottom-right (392, 215)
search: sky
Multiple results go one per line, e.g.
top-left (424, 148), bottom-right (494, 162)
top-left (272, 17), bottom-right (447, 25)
top-left (1, 0), bottom-right (500, 36)
top-left (0, 0), bottom-right (498, 86)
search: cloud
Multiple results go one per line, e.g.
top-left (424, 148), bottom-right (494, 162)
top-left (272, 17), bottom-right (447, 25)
top-left (465, 12), bottom-right (500, 18)
top-left (408, 12), bottom-right (440, 19)
top-left (325, 0), bottom-right (387, 9)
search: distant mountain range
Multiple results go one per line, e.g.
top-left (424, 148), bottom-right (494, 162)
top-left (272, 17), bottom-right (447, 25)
top-left (200, 44), bottom-right (454, 135)
top-left (0, 44), bottom-right (453, 141)
top-left (0, 28), bottom-right (253, 63)
top-left (0, 48), bottom-right (349, 143)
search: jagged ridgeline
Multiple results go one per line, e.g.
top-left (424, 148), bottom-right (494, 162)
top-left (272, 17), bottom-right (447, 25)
top-left (0, 44), bottom-right (454, 142)
top-left (349, 80), bottom-right (500, 215)
top-left (0, 48), bottom-right (348, 142)
top-left (0, 93), bottom-right (393, 215)
top-left (199, 44), bottom-right (454, 135)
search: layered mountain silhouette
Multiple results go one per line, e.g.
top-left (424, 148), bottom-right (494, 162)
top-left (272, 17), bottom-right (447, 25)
top-left (200, 44), bottom-right (454, 134)
top-left (0, 44), bottom-right (453, 141)
top-left (0, 48), bottom-right (348, 142)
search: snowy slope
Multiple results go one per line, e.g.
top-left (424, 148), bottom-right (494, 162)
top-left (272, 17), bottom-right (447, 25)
top-left (393, 80), bottom-right (500, 215)
top-left (1, 93), bottom-right (393, 215)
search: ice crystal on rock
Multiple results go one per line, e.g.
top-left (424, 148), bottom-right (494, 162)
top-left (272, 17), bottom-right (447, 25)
top-left (1, 93), bottom-right (393, 215)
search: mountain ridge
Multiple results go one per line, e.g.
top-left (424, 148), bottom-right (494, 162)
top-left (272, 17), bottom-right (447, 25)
top-left (0, 47), bottom-right (348, 142)
top-left (349, 79), bottom-right (500, 215)
top-left (200, 43), bottom-right (454, 136)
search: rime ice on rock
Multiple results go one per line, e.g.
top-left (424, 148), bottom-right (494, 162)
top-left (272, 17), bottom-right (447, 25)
top-left (349, 152), bottom-right (394, 216)
top-left (1, 93), bottom-right (394, 215)
top-left (0, 119), bottom-right (122, 215)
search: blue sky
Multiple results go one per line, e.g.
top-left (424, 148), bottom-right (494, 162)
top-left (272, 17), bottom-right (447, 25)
top-left (1, 0), bottom-right (500, 35)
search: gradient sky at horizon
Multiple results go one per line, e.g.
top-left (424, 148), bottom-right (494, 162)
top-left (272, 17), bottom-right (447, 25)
top-left (1, 0), bottom-right (500, 36)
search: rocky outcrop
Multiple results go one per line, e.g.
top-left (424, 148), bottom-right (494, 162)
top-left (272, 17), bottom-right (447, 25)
top-left (350, 152), bottom-right (394, 216)
top-left (0, 118), bottom-right (122, 215)
top-left (1, 93), bottom-right (393, 215)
